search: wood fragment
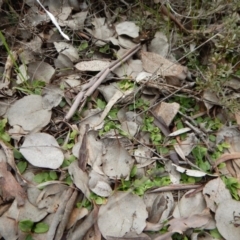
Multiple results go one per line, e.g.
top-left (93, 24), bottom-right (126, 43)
top-left (54, 189), bottom-right (78, 240)
top-left (214, 152), bottom-right (240, 169)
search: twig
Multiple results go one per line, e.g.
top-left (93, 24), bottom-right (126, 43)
top-left (54, 189), bottom-right (78, 240)
top-left (64, 44), bottom-right (141, 121)
top-left (47, 188), bottom-right (73, 240)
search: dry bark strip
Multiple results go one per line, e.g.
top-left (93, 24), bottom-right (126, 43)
top-left (214, 152), bottom-right (240, 169)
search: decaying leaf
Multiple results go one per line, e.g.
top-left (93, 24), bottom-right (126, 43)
top-left (173, 190), bottom-right (206, 218)
top-left (102, 139), bottom-right (134, 179)
top-left (89, 170), bottom-right (112, 197)
top-left (215, 199), bottom-right (240, 240)
top-left (0, 162), bottom-right (26, 206)
top-left (153, 102), bottom-right (180, 127)
top-left (6, 95), bottom-right (52, 132)
top-left (116, 21), bottom-right (139, 38)
top-left (6, 198), bottom-right (48, 221)
top-left (168, 210), bottom-right (212, 234)
top-left (28, 61), bottom-right (55, 83)
top-left (54, 42), bottom-right (80, 62)
top-left (0, 216), bottom-right (18, 240)
top-left (141, 51), bottom-right (188, 80)
top-left (148, 32), bottom-right (169, 57)
top-left (20, 133), bottom-right (64, 169)
top-left (75, 60), bottom-right (111, 71)
top-left (68, 161), bottom-right (91, 199)
top-left (203, 178), bottom-right (232, 212)
top-left (98, 191), bottom-right (148, 238)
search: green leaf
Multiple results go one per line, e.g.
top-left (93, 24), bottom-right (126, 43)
top-left (130, 165), bottom-right (137, 177)
top-left (19, 220), bottom-right (34, 232)
top-left (78, 40), bottom-right (88, 51)
top-left (49, 171), bottom-right (58, 180)
top-left (64, 175), bottom-right (73, 185)
top-left (1, 132), bottom-right (10, 142)
top-left (34, 222), bottom-right (49, 233)
top-left (209, 134), bottom-right (216, 142)
top-left (95, 196), bottom-right (105, 205)
top-left (99, 44), bottom-right (110, 54)
top-left (17, 161), bottom-right (27, 174)
top-left (70, 130), bottom-right (78, 139)
top-left (25, 235), bottom-right (34, 240)
top-left (97, 99), bottom-right (106, 110)
top-left (210, 228), bottom-right (222, 239)
top-left (34, 173), bottom-right (45, 183)
top-left (14, 149), bottom-right (24, 159)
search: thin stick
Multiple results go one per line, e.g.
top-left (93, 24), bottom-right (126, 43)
top-left (64, 44), bottom-right (141, 121)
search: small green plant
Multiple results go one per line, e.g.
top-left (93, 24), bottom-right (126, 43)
top-left (96, 98), bottom-right (107, 110)
top-left (99, 44), bottom-right (110, 54)
top-left (0, 118), bottom-right (10, 142)
top-left (119, 174), bottom-right (171, 196)
top-left (62, 130), bottom-right (78, 150)
top-left (19, 220), bottom-right (49, 234)
top-left (89, 192), bottom-right (106, 205)
top-left (61, 155), bottom-right (76, 168)
top-left (76, 198), bottom-right (92, 210)
top-left (129, 98), bottom-right (149, 111)
top-left (33, 171), bottom-right (58, 183)
top-left (14, 80), bottom-right (46, 95)
top-left (209, 228), bottom-right (223, 239)
top-left (63, 173), bottom-right (73, 185)
top-left (118, 79), bottom-right (134, 91)
top-left (17, 161), bottom-right (28, 174)
top-left (222, 176), bottom-right (240, 200)
top-left (192, 146), bottom-right (211, 172)
top-left (78, 40), bottom-right (88, 51)
top-left (99, 120), bottom-right (129, 137)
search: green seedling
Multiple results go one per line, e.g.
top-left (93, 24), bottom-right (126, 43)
top-left (17, 161), bottom-right (27, 174)
top-left (222, 176), bottom-right (240, 200)
top-left (19, 219), bottom-right (49, 234)
top-left (0, 118), bottom-right (10, 142)
top-left (209, 228), bottom-right (223, 239)
top-left (76, 198), bottom-right (92, 210)
top-left (129, 98), bottom-right (149, 111)
top-left (78, 40), bottom-right (88, 51)
top-left (62, 130), bottom-right (78, 150)
top-left (14, 80), bottom-right (46, 95)
top-left (118, 79), bottom-right (134, 91)
top-left (61, 155), bottom-right (76, 168)
top-left (33, 171), bottom-right (58, 183)
top-left (192, 146), bottom-right (211, 172)
top-left (97, 98), bottom-right (106, 110)
top-left (99, 44), bottom-right (110, 54)
top-left (89, 192), bottom-right (106, 205)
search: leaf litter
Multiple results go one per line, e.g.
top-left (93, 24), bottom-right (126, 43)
top-left (0, 1), bottom-right (240, 240)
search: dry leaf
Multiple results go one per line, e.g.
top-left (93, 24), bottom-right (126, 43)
top-left (7, 95), bottom-right (52, 132)
top-left (141, 51), bottom-right (188, 80)
top-left (173, 190), bottom-right (206, 218)
top-left (75, 60), bottom-right (111, 71)
top-left (0, 162), bottom-right (26, 206)
top-left (215, 199), bottom-right (240, 240)
top-left (98, 191), bottom-right (148, 238)
top-left (116, 21), bottom-right (139, 38)
top-left (102, 139), bottom-right (134, 179)
top-left (20, 133), bottom-right (64, 169)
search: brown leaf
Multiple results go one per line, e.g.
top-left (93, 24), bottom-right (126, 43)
top-left (141, 51), bottom-right (188, 80)
top-left (0, 162), bottom-right (26, 206)
top-left (168, 210), bottom-right (212, 234)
